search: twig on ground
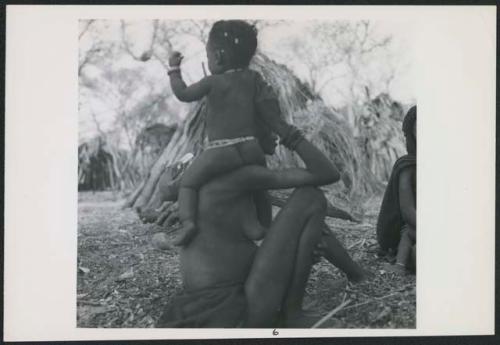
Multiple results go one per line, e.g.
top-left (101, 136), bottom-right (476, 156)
top-left (347, 239), bottom-right (363, 250)
top-left (311, 296), bottom-right (351, 328)
top-left (165, 224), bottom-right (181, 235)
top-left (359, 238), bottom-right (366, 248)
top-left (338, 291), bottom-right (401, 314)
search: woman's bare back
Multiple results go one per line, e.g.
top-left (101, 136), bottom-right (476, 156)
top-left (180, 179), bottom-right (259, 291)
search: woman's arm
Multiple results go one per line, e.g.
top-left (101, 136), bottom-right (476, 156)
top-left (169, 72), bottom-right (212, 102)
top-left (399, 168), bottom-right (416, 229)
top-left (224, 137), bottom-right (340, 191)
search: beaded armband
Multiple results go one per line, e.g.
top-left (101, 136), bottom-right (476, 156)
top-left (280, 126), bottom-right (305, 150)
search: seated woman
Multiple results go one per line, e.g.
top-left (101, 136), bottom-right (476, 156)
top-left (376, 106), bottom-right (417, 274)
top-left (156, 124), bottom-right (368, 328)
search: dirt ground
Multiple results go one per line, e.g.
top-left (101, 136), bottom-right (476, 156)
top-left (77, 191), bottom-right (416, 328)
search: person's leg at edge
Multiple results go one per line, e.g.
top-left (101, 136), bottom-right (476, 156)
top-left (320, 226), bottom-right (370, 283)
top-left (280, 206), bottom-right (325, 327)
top-left (244, 187), bottom-right (326, 328)
top-left (409, 244), bottom-right (416, 273)
top-left (393, 227), bottom-right (413, 274)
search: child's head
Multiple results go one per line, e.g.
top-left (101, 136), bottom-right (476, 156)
top-left (402, 105), bottom-right (416, 155)
top-left (206, 20), bottom-right (258, 74)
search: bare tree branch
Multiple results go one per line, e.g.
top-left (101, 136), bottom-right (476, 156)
top-left (79, 44), bottom-right (102, 76)
top-left (79, 19), bottom-right (95, 40)
top-left (120, 20), bottom-right (143, 61)
top-left (360, 36), bottom-right (392, 55)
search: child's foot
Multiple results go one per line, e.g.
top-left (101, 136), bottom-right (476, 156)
top-left (139, 208), bottom-right (160, 223)
top-left (152, 232), bottom-right (172, 250)
top-left (383, 262), bottom-right (407, 275)
top-left (172, 220), bottom-right (198, 246)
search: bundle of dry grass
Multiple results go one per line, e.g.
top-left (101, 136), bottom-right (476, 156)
top-left (126, 101), bottom-right (206, 208)
top-left (135, 123), bottom-right (178, 157)
top-left (80, 123), bottom-right (178, 192)
top-left (252, 54), bottom-right (384, 199)
top-left (127, 123), bottom-right (179, 184)
top-left (79, 137), bottom-right (122, 191)
top-left (356, 93), bottom-right (407, 183)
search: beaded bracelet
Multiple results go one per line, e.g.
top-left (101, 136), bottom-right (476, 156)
top-left (167, 66), bottom-right (181, 76)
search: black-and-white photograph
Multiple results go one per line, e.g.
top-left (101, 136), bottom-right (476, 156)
top-left (77, 18), bottom-right (416, 328)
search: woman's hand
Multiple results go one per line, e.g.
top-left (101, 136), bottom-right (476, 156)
top-left (169, 51), bottom-right (184, 67)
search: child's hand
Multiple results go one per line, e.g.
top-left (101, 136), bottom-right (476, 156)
top-left (140, 49), bottom-right (153, 62)
top-left (169, 51), bottom-right (184, 67)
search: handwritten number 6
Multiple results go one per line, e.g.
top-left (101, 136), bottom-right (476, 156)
top-left (273, 329), bottom-right (279, 336)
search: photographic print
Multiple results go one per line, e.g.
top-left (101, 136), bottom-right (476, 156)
top-left (77, 18), bottom-right (416, 329)
top-left (4, 3), bottom-right (496, 341)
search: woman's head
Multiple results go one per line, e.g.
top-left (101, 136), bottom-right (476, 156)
top-left (403, 105), bottom-right (416, 155)
top-left (206, 20), bottom-right (258, 74)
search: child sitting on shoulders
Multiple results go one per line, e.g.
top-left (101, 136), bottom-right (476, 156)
top-left (167, 20), bottom-right (296, 246)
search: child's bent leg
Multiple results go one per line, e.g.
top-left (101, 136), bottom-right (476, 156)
top-left (237, 140), bottom-right (269, 240)
top-left (245, 190), bottom-right (270, 241)
top-left (181, 146), bottom-right (245, 188)
top-left (173, 187), bottom-right (198, 246)
top-left (176, 147), bottom-right (245, 246)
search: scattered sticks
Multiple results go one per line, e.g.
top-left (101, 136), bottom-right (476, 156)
top-left (311, 294), bottom-right (351, 328)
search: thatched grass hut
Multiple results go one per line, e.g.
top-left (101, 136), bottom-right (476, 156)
top-left (78, 137), bottom-right (121, 191)
top-left (79, 123), bottom-right (178, 192)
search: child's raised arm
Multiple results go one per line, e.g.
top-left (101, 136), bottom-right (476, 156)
top-left (168, 51), bottom-right (212, 102)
